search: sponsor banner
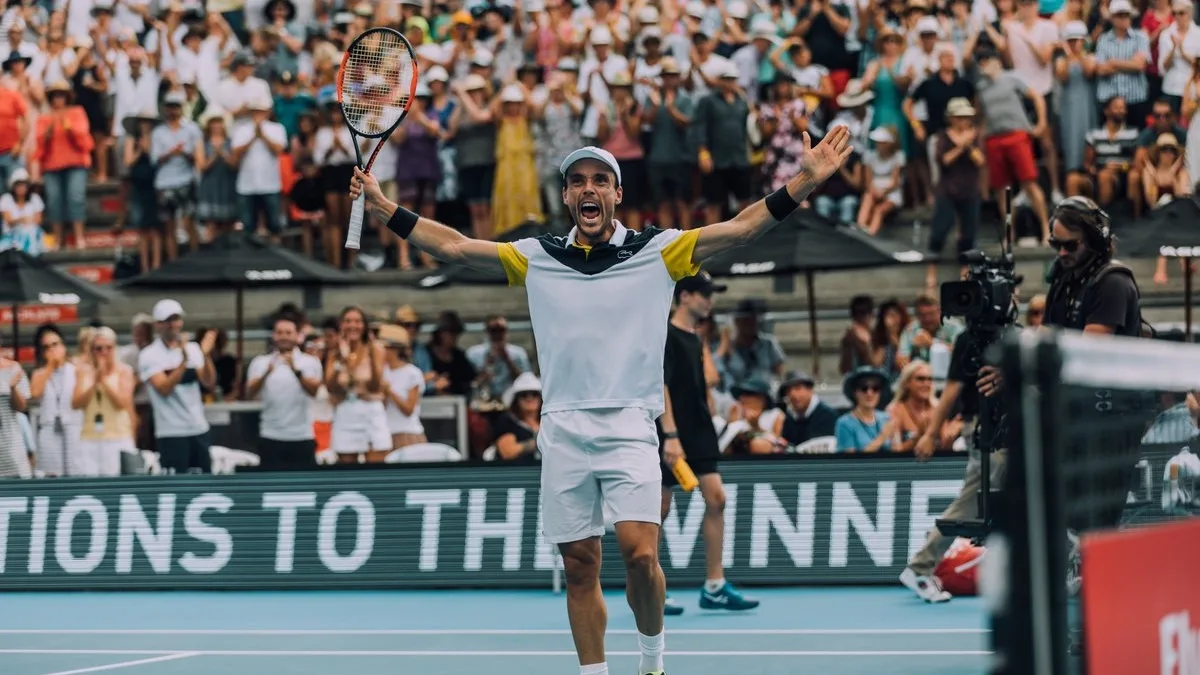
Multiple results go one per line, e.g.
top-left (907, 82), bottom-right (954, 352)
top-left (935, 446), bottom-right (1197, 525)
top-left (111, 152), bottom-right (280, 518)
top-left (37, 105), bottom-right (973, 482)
top-left (0, 305), bottom-right (79, 326)
top-left (0, 457), bottom-right (968, 590)
top-left (67, 264), bottom-right (115, 285)
top-left (0, 345), bottom-right (37, 363)
top-left (1082, 518), bottom-right (1200, 675)
top-left (70, 229), bottom-right (140, 250)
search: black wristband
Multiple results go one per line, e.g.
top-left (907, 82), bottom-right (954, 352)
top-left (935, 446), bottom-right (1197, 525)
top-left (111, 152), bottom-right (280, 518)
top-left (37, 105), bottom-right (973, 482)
top-left (386, 205), bottom-right (420, 239)
top-left (765, 186), bottom-right (799, 222)
top-left (662, 431), bottom-right (679, 440)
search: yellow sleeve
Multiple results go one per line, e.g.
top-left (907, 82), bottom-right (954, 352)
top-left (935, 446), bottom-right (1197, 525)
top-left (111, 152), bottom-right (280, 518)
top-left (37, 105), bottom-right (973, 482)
top-left (497, 242), bottom-right (529, 287)
top-left (659, 229), bottom-right (702, 282)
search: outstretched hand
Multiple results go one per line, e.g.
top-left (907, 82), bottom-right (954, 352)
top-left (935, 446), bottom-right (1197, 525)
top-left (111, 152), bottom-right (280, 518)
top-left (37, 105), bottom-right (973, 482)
top-left (799, 125), bottom-right (855, 185)
top-left (349, 167), bottom-right (385, 205)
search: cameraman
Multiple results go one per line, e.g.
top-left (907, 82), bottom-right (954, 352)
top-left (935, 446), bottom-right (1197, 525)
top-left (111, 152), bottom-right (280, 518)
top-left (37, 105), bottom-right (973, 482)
top-left (900, 326), bottom-right (1006, 603)
top-left (1040, 197), bottom-right (1141, 338)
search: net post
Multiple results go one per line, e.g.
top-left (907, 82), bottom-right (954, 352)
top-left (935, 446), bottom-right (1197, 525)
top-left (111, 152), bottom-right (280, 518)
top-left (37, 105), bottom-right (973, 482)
top-left (991, 329), bottom-right (1064, 675)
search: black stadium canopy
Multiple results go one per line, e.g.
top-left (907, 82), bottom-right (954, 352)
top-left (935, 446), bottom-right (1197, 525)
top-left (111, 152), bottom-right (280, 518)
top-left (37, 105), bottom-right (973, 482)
top-left (0, 248), bottom-right (114, 356)
top-left (702, 211), bottom-right (926, 276)
top-left (117, 230), bottom-right (354, 377)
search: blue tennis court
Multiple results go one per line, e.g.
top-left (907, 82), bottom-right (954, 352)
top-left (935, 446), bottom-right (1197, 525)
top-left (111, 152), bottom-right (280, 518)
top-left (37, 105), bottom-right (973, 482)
top-left (0, 587), bottom-right (989, 675)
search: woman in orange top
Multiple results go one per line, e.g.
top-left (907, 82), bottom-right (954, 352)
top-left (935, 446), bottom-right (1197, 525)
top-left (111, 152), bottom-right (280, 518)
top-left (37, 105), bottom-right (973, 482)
top-left (33, 81), bottom-right (93, 251)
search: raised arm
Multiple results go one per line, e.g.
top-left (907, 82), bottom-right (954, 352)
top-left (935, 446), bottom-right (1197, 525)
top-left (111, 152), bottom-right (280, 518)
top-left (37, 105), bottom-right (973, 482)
top-left (690, 126), bottom-right (853, 264)
top-left (350, 168), bottom-right (505, 274)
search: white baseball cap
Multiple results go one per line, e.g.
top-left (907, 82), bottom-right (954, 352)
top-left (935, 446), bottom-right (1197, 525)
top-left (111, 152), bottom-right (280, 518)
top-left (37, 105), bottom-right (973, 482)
top-left (152, 299), bottom-right (185, 322)
top-left (917, 15), bottom-right (940, 34)
top-left (1061, 20), bottom-right (1088, 40)
top-left (1110, 0), bottom-right (1135, 14)
top-left (560, 146), bottom-right (622, 185)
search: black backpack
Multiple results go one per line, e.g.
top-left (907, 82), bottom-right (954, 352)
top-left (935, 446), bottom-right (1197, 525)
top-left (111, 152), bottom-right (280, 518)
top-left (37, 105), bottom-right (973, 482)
top-left (1073, 260), bottom-right (1155, 339)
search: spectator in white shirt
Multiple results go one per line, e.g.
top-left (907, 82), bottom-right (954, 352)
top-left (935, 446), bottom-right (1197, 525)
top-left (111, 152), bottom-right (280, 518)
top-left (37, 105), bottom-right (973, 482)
top-left (32, 29), bottom-right (78, 88)
top-left (245, 314), bottom-right (323, 470)
top-left (215, 49), bottom-right (272, 133)
top-left (379, 324), bottom-right (426, 450)
top-left (151, 90), bottom-right (203, 260)
top-left (312, 102), bottom-right (357, 255)
top-left (0, 169), bottom-right (45, 256)
top-left (0, 20), bottom-right (42, 79)
top-left (30, 325), bottom-right (84, 476)
top-left (1158, 0), bottom-right (1200, 113)
top-left (230, 95), bottom-right (287, 236)
top-left (137, 299), bottom-right (216, 474)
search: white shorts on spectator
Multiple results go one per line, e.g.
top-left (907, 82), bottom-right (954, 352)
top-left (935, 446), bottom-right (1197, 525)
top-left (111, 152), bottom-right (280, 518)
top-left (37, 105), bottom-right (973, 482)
top-left (331, 399), bottom-right (391, 454)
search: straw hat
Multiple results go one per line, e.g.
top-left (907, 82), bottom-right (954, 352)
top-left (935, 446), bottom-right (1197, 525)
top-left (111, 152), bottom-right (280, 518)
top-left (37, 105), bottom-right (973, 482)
top-left (945, 97), bottom-right (976, 118)
top-left (121, 107), bottom-right (160, 135)
top-left (394, 305), bottom-right (420, 325)
top-left (376, 324), bottom-right (411, 348)
top-left (836, 79), bottom-right (875, 108)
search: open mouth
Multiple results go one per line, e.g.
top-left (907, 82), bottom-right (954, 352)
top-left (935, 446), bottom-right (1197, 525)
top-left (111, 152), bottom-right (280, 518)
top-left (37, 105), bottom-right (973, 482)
top-left (579, 200), bottom-right (601, 222)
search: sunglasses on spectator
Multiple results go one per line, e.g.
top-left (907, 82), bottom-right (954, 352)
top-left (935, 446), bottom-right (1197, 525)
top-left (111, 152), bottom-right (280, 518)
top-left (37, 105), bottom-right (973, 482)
top-left (41, 339), bottom-right (63, 349)
top-left (912, 375), bottom-right (933, 383)
top-left (1029, 307), bottom-right (1045, 316)
top-left (1048, 238), bottom-right (1081, 253)
top-left (92, 344), bottom-right (113, 353)
top-left (858, 384), bottom-right (881, 393)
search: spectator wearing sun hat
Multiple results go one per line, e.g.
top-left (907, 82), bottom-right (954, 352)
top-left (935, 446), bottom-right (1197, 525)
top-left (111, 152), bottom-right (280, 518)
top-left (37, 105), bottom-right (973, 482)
top-left (1056, 21), bottom-right (1098, 176)
top-left (577, 25), bottom-right (629, 141)
top-left (450, 73), bottom-right (498, 240)
top-left (930, 98), bottom-right (985, 261)
top-left (776, 371), bottom-right (838, 447)
top-left (33, 80), bottom-right (92, 251)
top-left (835, 366), bottom-right (895, 452)
top-left (0, 168), bottom-right (43, 255)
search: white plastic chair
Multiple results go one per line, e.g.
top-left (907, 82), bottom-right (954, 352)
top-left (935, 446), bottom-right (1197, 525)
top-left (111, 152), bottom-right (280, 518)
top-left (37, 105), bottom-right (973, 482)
top-left (794, 436), bottom-right (837, 454)
top-left (209, 446), bottom-right (261, 474)
top-left (383, 443), bottom-right (463, 463)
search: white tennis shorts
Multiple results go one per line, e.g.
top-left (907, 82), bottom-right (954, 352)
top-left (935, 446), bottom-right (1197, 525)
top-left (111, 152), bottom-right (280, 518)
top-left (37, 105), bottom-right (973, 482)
top-left (331, 399), bottom-right (392, 454)
top-left (539, 407), bottom-right (663, 545)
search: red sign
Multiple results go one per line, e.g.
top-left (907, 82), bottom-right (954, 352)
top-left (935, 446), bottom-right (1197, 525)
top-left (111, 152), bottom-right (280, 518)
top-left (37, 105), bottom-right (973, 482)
top-left (68, 264), bottom-right (114, 284)
top-left (67, 229), bottom-right (140, 250)
top-left (0, 346), bottom-right (37, 363)
top-left (1082, 517), bottom-right (1200, 675)
top-left (0, 305), bottom-right (79, 325)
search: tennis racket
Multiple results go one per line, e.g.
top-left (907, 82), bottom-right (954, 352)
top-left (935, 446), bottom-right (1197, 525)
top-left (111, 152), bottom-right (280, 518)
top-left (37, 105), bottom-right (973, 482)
top-left (338, 27), bottom-right (419, 250)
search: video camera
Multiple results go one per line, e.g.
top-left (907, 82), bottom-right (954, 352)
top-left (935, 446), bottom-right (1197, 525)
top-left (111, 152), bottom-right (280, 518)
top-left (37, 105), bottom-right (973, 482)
top-left (935, 195), bottom-right (1024, 544)
top-left (940, 250), bottom-right (1019, 331)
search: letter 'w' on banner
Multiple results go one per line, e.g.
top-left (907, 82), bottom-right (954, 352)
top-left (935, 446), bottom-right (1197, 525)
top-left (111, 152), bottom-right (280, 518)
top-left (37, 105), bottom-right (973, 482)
top-left (1081, 518), bottom-right (1200, 675)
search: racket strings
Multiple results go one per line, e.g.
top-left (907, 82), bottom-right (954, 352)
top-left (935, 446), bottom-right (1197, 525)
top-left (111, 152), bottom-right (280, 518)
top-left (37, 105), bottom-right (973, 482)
top-left (341, 29), bottom-right (414, 136)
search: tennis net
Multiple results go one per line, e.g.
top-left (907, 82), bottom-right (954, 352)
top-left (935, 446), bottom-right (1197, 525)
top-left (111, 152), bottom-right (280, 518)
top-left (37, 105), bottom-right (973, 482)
top-left (989, 329), bottom-right (1200, 675)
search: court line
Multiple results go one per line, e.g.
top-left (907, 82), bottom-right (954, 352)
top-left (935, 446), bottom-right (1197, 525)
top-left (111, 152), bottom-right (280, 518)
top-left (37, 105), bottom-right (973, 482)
top-left (0, 649), bottom-right (991, 657)
top-left (0, 628), bottom-right (987, 636)
top-left (38, 652), bottom-right (200, 675)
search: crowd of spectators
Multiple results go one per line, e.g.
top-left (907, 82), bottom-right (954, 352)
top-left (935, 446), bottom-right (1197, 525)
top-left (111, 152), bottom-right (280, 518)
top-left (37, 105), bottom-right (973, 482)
top-left (0, 288), bottom-right (1030, 476)
top-left (0, 0), bottom-right (1197, 281)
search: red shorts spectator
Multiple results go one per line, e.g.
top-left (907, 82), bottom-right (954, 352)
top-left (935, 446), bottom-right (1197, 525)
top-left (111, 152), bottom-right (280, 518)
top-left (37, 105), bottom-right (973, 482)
top-left (984, 130), bottom-right (1039, 190)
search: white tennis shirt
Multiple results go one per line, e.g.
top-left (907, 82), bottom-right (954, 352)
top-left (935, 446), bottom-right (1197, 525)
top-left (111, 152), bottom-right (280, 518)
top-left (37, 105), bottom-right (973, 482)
top-left (498, 221), bottom-right (700, 416)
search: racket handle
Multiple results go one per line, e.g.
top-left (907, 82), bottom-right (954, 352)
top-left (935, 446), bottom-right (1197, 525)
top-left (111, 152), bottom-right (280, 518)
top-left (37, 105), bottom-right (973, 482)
top-left (345, 194), bottom-right (366, 250)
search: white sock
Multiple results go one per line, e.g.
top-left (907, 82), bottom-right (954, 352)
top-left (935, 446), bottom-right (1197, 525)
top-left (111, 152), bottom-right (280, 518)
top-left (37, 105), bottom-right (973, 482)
top-left (638, 630), bottom-right (665, 674)
top-left (704, 578), bottom-right (726, 593)
top-left (580, 663), bottom-right (608, 675)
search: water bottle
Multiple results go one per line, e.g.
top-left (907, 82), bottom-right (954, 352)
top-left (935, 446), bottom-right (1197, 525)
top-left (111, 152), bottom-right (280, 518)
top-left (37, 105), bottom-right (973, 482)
top-left (1163, 463), bottom-right (1183, 515)
top-left (930, 340), bottom-right (950, 381)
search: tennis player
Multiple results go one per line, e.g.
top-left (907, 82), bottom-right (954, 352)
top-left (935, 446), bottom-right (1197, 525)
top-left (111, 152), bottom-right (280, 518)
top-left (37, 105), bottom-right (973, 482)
top-left (349, 127), bottom-right (852, 675)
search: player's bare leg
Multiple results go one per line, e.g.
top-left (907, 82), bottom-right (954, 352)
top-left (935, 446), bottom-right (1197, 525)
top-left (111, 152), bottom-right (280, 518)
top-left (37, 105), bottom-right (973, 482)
top-left (558, 537), bottom-right (608, 670)
top-left (615, 521), bottom-right (667, 674)
top-left (698, 474), bottom-right (726, 583)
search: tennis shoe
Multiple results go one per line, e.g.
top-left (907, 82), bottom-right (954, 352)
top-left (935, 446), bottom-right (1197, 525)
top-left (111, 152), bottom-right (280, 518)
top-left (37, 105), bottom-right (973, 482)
top-left (899, 567), bottom-right (952, 603)
top-left (699, 582), bottom-right (759, 611)
top-left (664, 595), bottom-right (684, 616)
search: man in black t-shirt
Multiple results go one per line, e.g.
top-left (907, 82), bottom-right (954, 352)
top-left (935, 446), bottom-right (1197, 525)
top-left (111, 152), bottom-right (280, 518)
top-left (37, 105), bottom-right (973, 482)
top-left (659, 273), bottom-right (760, 615)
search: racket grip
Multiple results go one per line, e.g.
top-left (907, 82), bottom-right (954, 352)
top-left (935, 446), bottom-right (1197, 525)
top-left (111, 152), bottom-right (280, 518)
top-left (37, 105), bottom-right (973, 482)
top-left (345, 194), bottom-right (366, 250)
top-left (672, 459), bottom-right (699, 492)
